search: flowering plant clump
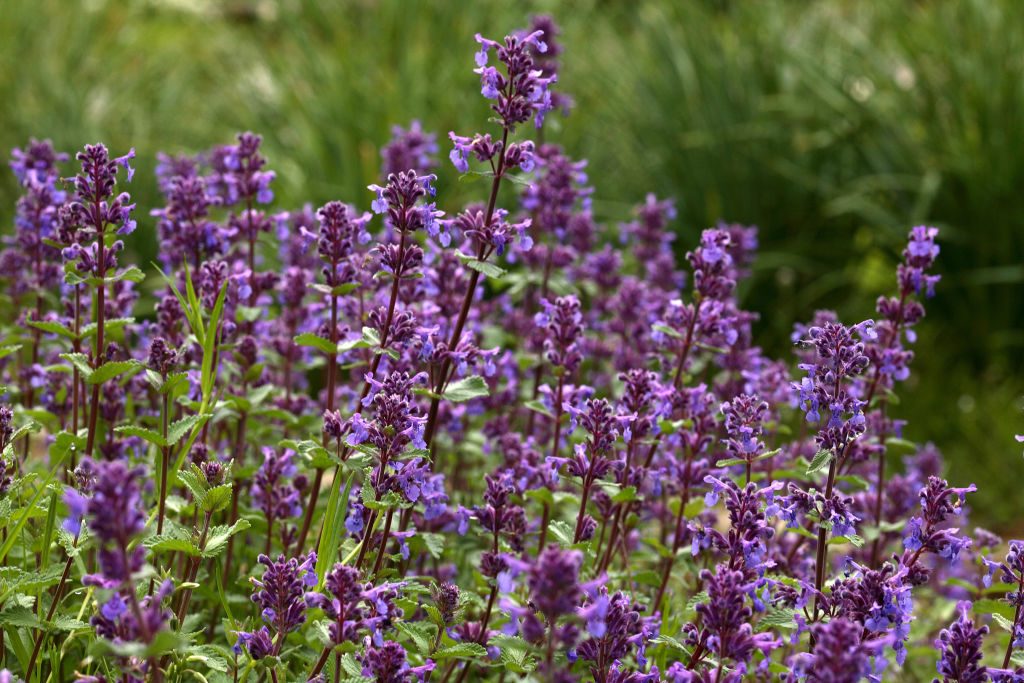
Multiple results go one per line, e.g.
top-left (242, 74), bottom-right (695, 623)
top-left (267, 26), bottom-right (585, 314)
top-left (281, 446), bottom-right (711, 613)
top-left (0, 16), bottom-right (1021, 683)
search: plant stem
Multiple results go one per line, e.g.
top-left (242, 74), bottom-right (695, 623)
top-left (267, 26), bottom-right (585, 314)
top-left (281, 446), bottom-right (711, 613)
top-left (84, 237), bottom-right (106, 458)
top-left (453, 585), bottom-right (498, 683)
top-left (157, 392), bottom-right (170, 535)
top-left (537, 374), bottom-right (565, 551)
top-left (174, 510), bottom-right (213, 623)
top-left (26, 534), bottom-right (79, 677)
top-left (423, 128), bottom-right (510, 447)
top-left (1003, 573), bottom-right (1024, 668)
top-left (370, 508), bottom-right (395, 577)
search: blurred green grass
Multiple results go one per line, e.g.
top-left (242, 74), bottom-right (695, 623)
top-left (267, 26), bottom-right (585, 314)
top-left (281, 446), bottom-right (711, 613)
top-left (1, 0), bottom-right (1022, 527)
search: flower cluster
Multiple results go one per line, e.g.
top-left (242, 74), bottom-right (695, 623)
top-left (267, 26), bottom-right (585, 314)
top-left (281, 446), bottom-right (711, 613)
top-left (0, 16), bottom-right (1014, 683)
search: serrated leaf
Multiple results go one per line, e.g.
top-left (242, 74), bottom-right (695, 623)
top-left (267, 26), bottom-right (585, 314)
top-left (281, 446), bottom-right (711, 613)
top-left (974, 598), bottom-right (1016, 620)
top-left (433, 642), bottom-right (488, 660)
top-left (464, 259), bottom-right (505, 279)
top-left (203, 484), bottom-right (233, 514)
top-left (652, 323), bottom-right (684, 340)
top-left (0, 607), bottom-right (40, 629)
top-left (611, 486), bottom-right (638, 503)
top-left (443, 375), bottom-right (489, 403)
top-left (886, 437), bottom-right (917, 452)
top-left (651, 634), bottom-right (690, 655)
top-left (87, 360), bottom-right (142, 385)
top-left (420, 532), bottom-right (445, 559)
top-left (838, 534), bottom-right (865, 548)
top-left (202, 518), bottom-right (251, 558)
top-left (177, 466), bottom-right (207, 503)
top-left (805, 449), bottom-right (833, 477)
top-left (167, 414), bottom-right (206, 446)
top-left (340, 653), bottom-right (363, 677)
top-left (114, 425), bottom-right (166, 448)
top-left (109, 265), bottom-right (145, 283)
top-left (144, 532), bottom-right (201, 556)
top-left (396, 620), bottom-right (435, 655)
top-left (51, 615), bottom-right (89, 631)
top-left (488, 634), bottom-right (531, 653)
top-left (295, 332), bottom-right (337, 355)
top-left (0, 345), bottom-right (23, 360)
top-left (455, 250), bottom-right (506, 279)
top-left (993, 613), bottom-right (1015, 632)
top-left (60, 352), bottom-right (94, 379)
top-left (26, 319), bottom-right (77, 340)
top-left (80, 317), bottom-right (136, 339)
top-left (548, 520), bottom-right (576, 547)
top-left (759, 607), bottom-right (797, 629)
top-left (523, 399), bottom-right (553, 418)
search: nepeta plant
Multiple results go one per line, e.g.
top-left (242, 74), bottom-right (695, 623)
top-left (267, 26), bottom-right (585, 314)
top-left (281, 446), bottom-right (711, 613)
top-left (0, 14), bottom-right (1021, 683)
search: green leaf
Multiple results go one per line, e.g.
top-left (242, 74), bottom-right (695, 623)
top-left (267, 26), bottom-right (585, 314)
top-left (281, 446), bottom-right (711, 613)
top-left (805, 449), bottom-right (833, 477)
top-left (295, 332), bottom-right (337, 355)
top-left (886, 437), bottom-right (918, 452)
top-left (0, 607), bottom-right (40, 629)
top-left (0, 446), bottom-right (70, 563)
top-left (202, 519), bottom-right (251, 558)
top-left (115, 425), bottom-right (166, 448)
top-left (159, 371), bottom-right (190, 396)
top-left (829, 533), bottom-right (865, 547)
top-left (86, 360), bottom-right (142, 385)
top-left (80, 317), bottom-right (136, 340)
top-left (282, 438), bottom-right (336, 470)
top-left (611, 486), bottom-right (638, 503)
top-left (316, 470), bottom-right (356, 589)
top-left (419, 532), bottom-right (445, 559)
top-left (177, 466), bottom-right (207, 503)
top-left (433, 642), bottom-right (488, 660)
top-left (60, 352), bottom-right (94, 379)
top-left (974, 598), bottom-right (1016, 620)
top-left (464, 259), bottom-right (505, 279)
top-left (91, 629), bottom-right (187, 659)
top-left (548, 520), bottom-right (576, 547)
top-left (51, 615), bottom-right (89, 632)
top-left (992, 613), bottom-right (1015, 632)
top-left (651, 634), bottom-right (690, 655)
top-left (716, 448), bottom-right (781, 468)
top-left (455, 250), bottom-right (506, 279)
top-left (523, 399), bottom-right (553, 418)
top-left (396, 620), bottom-right (435, 655)
top-left (109, 265), bottom-right (145, 283)
top-left (443, 375), bottom-right (489, 403)
top-left (26, 318), bottom-right (77, 340)
top-left (835, 474), bottom-right (871, 491)
top-left (203, 484), bottom-right (233, 513)
top-left (144, 533), bottom-right (201, 556)
top-left (652, 323), bottom-right (684, 340)
top-left (167, 414), bottom-right (206, 446)
top-left (0, 345), bottom-right (23, 360)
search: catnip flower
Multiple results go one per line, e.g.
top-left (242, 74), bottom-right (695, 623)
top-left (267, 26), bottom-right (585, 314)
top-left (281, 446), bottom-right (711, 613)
top-left (361, 640), bottom-right (434, 683)
top-left (80, 459), bottom-right (148, 589)
top-left (472, 30), bottom-right (556, 130)
top-left (236, 552), bottom-right (316, 659)
top-left (381, 121), bottom-right (438, 178)
top-left (933, 601), bottom-right (990, 683)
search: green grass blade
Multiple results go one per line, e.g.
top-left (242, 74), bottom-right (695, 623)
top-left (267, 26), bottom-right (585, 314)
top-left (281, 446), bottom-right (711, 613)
top-left (315, 469), bottom-right (356, 589)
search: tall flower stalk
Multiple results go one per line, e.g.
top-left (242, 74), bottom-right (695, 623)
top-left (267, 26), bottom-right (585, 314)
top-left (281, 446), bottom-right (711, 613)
top-left (423, 28), bottom-right (554, 447)
top-left (62, 144), bottom-right (136, 457)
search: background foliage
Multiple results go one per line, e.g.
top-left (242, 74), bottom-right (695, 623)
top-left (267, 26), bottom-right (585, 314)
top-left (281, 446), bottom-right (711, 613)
top-left (1, 0), bottom-right (1021, 528)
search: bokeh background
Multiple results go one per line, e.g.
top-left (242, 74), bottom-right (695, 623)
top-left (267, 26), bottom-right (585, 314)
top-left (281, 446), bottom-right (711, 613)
top-left (2, 0), bottom-right (1022, 528)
